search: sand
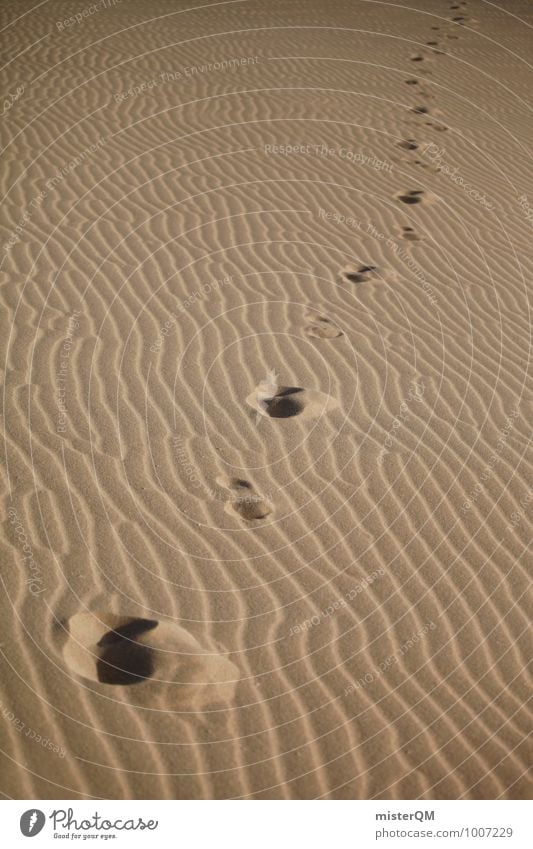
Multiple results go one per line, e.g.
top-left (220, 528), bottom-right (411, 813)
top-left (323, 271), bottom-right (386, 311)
top-left (1, 0), bottom-right (532, 799)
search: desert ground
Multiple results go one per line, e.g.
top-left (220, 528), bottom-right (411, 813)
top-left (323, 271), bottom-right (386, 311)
top-left (1, 0), bottom-right (532, 799)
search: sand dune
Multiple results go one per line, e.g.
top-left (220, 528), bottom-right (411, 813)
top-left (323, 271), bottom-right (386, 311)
top-left (1, 0), bottom-right (532, 799)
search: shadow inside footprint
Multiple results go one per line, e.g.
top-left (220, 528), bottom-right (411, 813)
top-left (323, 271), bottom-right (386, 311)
top-left (397, 138), bottom-right (419, 150)
top-left (401, 226), bottom-right (422, 241)
top-left (97, 619), bottom-right (158, 685)
top-left (98, 641), bottom-right (153, 685)
top-left (264, 388), bottom-right (305, 418)
top-left (62, 612), bottom-right (240, 702)
top-left (342, 265), bottom-right (377, 283)
top-left (228, 478), bottom-right (252, 489)
top-left (98, 619), bottom-right (158, 646)
top-left (247, 380), bottom-right (337, 422)
top-left (398, 190), bottom-right (424, 204)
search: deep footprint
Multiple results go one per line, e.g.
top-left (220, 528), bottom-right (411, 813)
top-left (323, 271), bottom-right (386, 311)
top-left (397, 190), bottom-right (425, 205)
top-left (246, 378), bottom-right (338, 421)
top-left (263, 387), bottom-right (305, 418)
top-left (62, 612), bottom-right (240, 704)
top-left (97, 619), bottom-right (158, 685)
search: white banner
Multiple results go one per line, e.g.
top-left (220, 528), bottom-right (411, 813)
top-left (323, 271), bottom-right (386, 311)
top-left (2, 800), bottom-right (530, 848)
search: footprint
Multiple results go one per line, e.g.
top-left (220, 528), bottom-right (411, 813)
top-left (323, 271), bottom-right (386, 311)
top-left (246, 377), bottom-right (338, 421)
top-left (303, 310), bottom-right (343, 338)
top-left (410, 55), bottom-right (426, 63)
top-left (217, 477), bottom-right (273, 521)
top-left (450, 14), bottom-right (478, 25)
top-left (404, 79), bottom-right (419, 85)
top-left (255, 386), bottom-right (305, 418)
top-left (340, 264), bottom-right (378, 283)
top-left (400, 226), bottom-right (423, 241)
top-left (426, 121), bottom-right (448, 132)
top-left (397, 189), bottom-right (425, 205)
top-left (62, 612), bottom-right (239, 704)
top-left (342, 264), bottom-right (399, 286)
top-left (397, 138), bottom-right (419, 151)
top-left (412, 105), bottom-right (431, 115)
top-left (411, 158), bottom-right (440, 172)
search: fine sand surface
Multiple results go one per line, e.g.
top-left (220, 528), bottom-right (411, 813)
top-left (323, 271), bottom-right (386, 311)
top-left (1, 0), bottom-right (532, 799)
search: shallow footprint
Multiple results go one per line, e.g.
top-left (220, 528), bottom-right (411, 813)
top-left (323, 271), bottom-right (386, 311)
top-left (340, 264), bottom-right (378, 283)
top-left (411, 158), bottom-right (440, 172)
top-left (304, 310), bottom-right (343, 338)
top-left (62, 612), bottom-right (239, 705)
top-left (425, 121), bottom-right (448, 132)
top-left (217, 476), bottom-right (273, 521)
top-left (397, 138), bottom-right (419, 151)
top-left (400, 225), bottom-right (423, 241)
